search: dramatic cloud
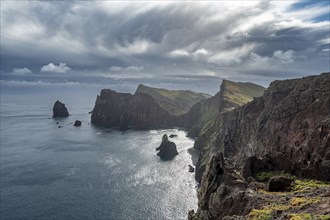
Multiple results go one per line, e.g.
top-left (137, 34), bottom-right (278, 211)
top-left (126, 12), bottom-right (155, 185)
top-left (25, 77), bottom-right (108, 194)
top-left (40, 63), bottom-right (71, 73)
top-left (0, 1), bottom-right (329, 93)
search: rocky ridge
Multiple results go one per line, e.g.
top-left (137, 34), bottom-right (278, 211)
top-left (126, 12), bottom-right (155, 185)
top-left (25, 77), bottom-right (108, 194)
top-left (190, 72), bottom-right (330, 219)
top-left (91, 85), bottom-right (210, 130)
top-left (136, 84), bottom-right (210, 116)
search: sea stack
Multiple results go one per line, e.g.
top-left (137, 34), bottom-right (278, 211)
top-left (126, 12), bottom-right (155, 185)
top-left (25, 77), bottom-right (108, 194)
top-left (156, 134), bottom-right (179, 160)
top-left (52, 100), bottom-right (69, 118)
top-left (73, 120), bottom-right (82, 127)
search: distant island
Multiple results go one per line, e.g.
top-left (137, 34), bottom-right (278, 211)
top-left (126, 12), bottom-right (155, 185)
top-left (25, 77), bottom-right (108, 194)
top-left (90, 72), bottom-right (330, 219)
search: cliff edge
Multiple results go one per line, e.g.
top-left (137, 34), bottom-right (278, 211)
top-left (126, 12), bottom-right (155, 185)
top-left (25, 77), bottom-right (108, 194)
top-left (190, 72), bottom-right (330, 219)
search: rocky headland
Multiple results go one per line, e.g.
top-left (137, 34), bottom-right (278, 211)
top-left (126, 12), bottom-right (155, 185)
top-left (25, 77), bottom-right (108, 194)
top-left (190, 72), bottom-right (330, 219)
top-left (90, 72), bottom-right (330, 219)
top-left (91, 85), bottom-right (209, 130)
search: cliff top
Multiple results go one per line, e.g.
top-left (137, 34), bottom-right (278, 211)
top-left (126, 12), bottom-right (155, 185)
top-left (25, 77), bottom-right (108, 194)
top-left (221, 79), bottom-right (265, 108)
top-left (135, 84), bottom-right (211, 116)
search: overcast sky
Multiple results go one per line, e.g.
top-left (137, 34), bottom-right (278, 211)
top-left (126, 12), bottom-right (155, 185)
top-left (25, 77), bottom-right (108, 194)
top-left (1, 1), bottom-right (329, 94)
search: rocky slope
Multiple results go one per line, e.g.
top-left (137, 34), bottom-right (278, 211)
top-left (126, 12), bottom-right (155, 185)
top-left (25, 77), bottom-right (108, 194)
top-left (180, 80), bottom-right (265, 136)
top-left (187, 80), bottom-right (265, 182)
top-left (190, 72), bottom-right (330, 219)
top-left (91, 81), bottom-right (264, 132)
top-left (136, 84), bottom-right (210, 116)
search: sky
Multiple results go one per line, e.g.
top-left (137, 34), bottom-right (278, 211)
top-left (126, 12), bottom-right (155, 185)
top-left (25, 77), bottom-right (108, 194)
top-left (1, 0), bottom-right (329, 95)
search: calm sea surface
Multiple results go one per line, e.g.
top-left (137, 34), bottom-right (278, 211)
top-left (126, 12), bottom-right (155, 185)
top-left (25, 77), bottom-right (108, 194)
top-left (0, 93), bottom-right (197, 220)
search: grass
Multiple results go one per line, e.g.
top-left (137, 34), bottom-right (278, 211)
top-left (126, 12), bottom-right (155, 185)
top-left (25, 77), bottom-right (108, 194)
top-left (135, 84), bottom-right (210, 116)
top-left (251, 172), bottom-right (330, 220)
top-left (293, 179), bottom-right (330, 193)
top-left (248, 209), bottom-right (273, 220)
top-left (222, 80), bottom-right (265, 106)
top-left (290, 197), bottom-right (320, 207)
top-left (256, 171), bottom-right (296, 182)
top-left (288, 214), bottom-right (330, 220)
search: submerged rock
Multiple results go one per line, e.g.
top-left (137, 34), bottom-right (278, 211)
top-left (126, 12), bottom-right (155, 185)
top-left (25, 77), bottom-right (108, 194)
top-left (73, 120), bottom-right (82, 127)
top-left (169, 134), bottom-right (178, 138)
top-left (156, 134), bottom-right (178, 160)
top-left (52, 100), bottom-right (69, 118)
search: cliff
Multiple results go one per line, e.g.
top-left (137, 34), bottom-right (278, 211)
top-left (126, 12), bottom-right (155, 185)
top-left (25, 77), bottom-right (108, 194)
top-left (190, 72), bottom-right (330, 219)
top-left (180, 80), bottom-right (265, 136)
top-left (91, 85), bottom-right (210, 130)
top-left (187, 81), bottom-right (265, 182)
top-left (91, 89), bottom-right (177, 130)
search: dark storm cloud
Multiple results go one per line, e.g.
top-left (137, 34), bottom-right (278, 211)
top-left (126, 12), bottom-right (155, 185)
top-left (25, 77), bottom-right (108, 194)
top-left (1, 1), bottom-right (329, 91)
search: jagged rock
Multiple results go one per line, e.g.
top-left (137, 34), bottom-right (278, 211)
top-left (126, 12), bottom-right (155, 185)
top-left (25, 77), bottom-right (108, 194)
top-left (91, 89), bottom-right (177, 129)
top-left (91, 86), bottom-right (209, 129)
top-left (156, 134), bottom-right (178, 160)
top-left (73, 120), bottom-right (81, 127)
top-left (195, 153), bottom-right (255, 219)
top-left (189, 165), bottom-right (195, 172)
top-left (268, 176), bottom-right (294, 192)
top-left (169, 134), bottom-right (178, 138)
top-left (192, 72), bottom-right (330, 219)
top-left (52, 100), bottom-right (69, 118)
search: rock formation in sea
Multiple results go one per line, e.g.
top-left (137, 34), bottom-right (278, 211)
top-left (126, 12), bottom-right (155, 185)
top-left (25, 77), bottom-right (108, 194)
top-left (156, 134), bottom-right (179, 160)
top-left (189, 72), bottom-right (330, 219)
top-left (52, 100), bottom-right (69, 118)
top-left (91, 85), bottom-right (209, 130)
top-left (73, 120), bottom-right (82, 127)
top-left (90, 73), bottom-right (330, 219)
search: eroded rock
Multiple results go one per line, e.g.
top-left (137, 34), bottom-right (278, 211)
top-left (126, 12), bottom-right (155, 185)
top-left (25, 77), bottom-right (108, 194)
top-left (73, 120), bottom-right (82, 127)
top-left (52, 100), bottom-right (69, 118)
top-left (268, 176), bottom-right (294, 192)
top-left (156, 134), bottom-right (178, 160)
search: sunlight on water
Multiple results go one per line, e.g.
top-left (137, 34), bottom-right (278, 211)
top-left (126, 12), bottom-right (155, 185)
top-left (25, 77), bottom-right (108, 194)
top-left (0, 94), bottom-right (198, 220)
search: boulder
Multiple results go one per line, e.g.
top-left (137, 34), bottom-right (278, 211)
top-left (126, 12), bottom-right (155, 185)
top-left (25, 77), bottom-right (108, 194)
top-left (73, 120), bottom-right (82, 127)
top-left (268, 176), bottom-right (294, 192)
top-left (52, 100), bottom-right (69, 118)
top-left (156, 134), bottom-right (178, 160)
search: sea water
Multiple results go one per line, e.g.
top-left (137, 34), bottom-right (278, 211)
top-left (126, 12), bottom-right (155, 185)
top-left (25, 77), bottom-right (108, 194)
top-left (0, 92), bottom-right (198, 220)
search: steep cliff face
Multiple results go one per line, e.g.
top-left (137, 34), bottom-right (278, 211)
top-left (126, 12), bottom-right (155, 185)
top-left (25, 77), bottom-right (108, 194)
top-left (190, 80), bottom-right (265, 182)
top-left (180, 80), bottom-right (265, 137)
top-left (91, 89), bottom-right (176, 130)
top-left (191, 72), bottom-right (330, 219)
top-left (218, 73), bottom-right (330, 180)
top-left (91, 85), bottom-right (212, 130)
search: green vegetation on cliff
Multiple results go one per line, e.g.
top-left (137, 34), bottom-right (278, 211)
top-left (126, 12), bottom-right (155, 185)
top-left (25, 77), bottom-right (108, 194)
top-left (221, 79), bottom-right (265, 109)
top-left (135, 84), bottom-right (211, 116)
top-left (192, 80), bottom-right (265, 182)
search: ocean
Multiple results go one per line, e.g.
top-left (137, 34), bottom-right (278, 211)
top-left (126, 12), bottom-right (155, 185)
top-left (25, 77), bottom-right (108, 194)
top-left (0, 91), bottom-right (198, 220)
